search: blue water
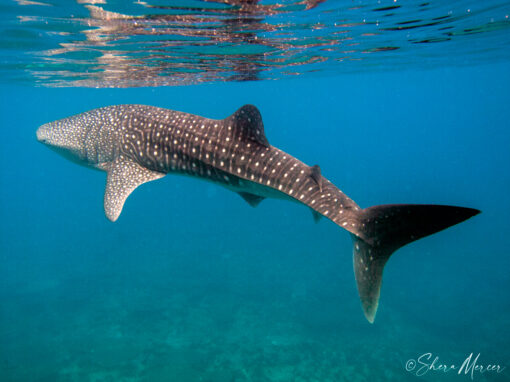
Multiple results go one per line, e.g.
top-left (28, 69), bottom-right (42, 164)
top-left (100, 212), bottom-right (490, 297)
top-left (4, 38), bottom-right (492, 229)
top-left (1, 1), bottom-right (510, 382)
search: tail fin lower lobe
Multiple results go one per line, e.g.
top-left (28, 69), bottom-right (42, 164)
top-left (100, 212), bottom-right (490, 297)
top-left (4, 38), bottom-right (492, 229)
top-left (352, 204), bottom-right (480, 323)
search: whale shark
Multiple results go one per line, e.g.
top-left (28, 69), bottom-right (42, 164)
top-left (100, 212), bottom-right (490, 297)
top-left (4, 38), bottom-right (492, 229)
top-left (36, 104), bottom-right (480, 323)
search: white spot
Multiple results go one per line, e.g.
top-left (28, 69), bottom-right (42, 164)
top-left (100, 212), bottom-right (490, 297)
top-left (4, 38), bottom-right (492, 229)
top-left (300, 195), bottom-right (304, 200)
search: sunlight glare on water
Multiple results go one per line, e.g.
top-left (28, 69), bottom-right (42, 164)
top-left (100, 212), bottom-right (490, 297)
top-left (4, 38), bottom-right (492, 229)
top-left (1, 0), bottom-right (509, 87)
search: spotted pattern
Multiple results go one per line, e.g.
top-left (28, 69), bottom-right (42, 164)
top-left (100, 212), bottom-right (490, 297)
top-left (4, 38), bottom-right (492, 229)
top-left (37, 104), bottom-right (363, 234)
top-left (38, 103), bottom-right (480, 324)
top-left (117, 104), bottom-right (362, 233)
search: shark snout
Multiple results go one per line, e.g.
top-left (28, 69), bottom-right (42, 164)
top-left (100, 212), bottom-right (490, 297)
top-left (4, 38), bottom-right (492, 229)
top-left (36, 124), bottom-right (50, 144)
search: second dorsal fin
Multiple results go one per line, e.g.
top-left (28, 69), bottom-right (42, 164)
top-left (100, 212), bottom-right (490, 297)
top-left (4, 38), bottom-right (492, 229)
top-left (310, 165), bottom-right (322, 192)
top-left (227, 105), bottom-right (270, 148)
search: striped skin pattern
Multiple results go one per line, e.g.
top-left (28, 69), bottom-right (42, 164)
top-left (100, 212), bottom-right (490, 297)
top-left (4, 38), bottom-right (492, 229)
top-left (36, 104), bottom-right (479, 323)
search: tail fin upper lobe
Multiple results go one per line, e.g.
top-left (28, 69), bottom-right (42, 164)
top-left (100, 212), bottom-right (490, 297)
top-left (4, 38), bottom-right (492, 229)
top-left (352, 204), bottom-right (480, 323)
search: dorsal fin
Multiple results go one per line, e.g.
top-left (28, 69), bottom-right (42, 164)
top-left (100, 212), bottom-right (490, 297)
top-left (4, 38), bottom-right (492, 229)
top-left (227, 105), bottom-right (269, 147)
top-left (238, 192), bottom-right (265, 207)
top-left (310, 165), bottom-right (322, 192)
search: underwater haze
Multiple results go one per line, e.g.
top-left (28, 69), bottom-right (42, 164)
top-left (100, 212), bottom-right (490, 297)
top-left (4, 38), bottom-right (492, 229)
top-left (1, 1), bottom-right (510, 381)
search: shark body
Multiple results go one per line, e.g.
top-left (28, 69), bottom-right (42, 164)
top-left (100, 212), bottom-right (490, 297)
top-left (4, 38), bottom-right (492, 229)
top-left (36, 104), bottom-right (479, 322)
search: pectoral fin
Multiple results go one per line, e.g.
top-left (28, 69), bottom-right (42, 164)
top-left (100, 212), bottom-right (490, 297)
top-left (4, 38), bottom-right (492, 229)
top-left (104, 158), bottom-right (165, 222)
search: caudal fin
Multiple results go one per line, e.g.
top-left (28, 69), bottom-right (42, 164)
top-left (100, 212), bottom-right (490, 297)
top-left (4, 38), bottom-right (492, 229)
top-left (352, 204), bottom-right (480, 323)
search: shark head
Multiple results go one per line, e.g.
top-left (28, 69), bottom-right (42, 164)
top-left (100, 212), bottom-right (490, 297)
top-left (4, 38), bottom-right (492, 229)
top-left (36, 114), bottom-right (90, 164)
top-left (36, 107), bottom-right (120, 168)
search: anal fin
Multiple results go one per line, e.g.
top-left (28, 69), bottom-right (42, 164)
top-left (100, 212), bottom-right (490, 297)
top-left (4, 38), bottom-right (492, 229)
top-left (311, 209), bottom-right (322, 223)
top-left (104, 157), bottom-right (165, 222)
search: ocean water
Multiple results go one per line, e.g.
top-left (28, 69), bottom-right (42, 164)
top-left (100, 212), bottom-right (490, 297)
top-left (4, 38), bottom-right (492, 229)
top-left (1, 1), bottom-right (509, 382)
